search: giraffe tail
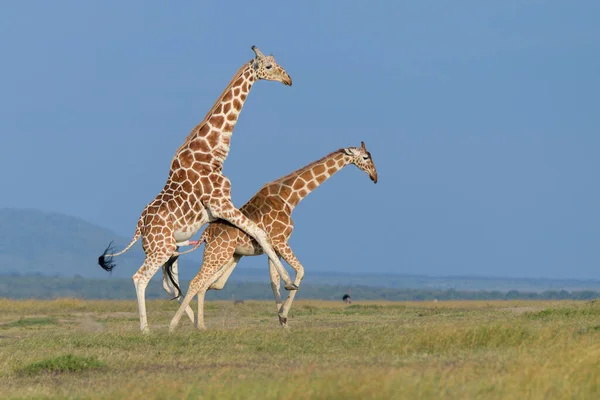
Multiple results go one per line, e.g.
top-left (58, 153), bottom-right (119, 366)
top-left (98, 222), bottom-right (142, 272)
top-left (164, 234), bottom-right (207, 299)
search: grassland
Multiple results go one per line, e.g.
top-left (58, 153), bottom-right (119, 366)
top-left (0, 298), bottom-right (599, 399)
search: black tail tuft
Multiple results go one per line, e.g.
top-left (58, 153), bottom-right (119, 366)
top-left (164, 255), bottom-right (182, 300)
top-left (98, 241), bottom-right (116, 272)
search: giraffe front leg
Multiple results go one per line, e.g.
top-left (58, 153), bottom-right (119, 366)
top-left (161, 257), bottom-right (195, 324)
top-left (206, 203), bottom-right (297, 291)
top-left (272, 240), bottom-right (305, 328)
top-left (268, 258), bottom-right (283, 314)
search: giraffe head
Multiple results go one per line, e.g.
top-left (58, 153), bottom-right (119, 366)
top-left (342, 142), bottom-right (378, 183)
top-left (251, 46), bottom-right (292, 86)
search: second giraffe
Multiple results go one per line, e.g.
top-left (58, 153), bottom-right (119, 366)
top-left (169, 142), bottom-right (378, 331)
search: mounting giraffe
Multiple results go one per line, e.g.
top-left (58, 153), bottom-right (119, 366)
top-left (97, 46), bottom-right (297, 333)
top-left (169, 142), bottom-right (378, 331)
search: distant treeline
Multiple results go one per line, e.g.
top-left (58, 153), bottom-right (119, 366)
top-left (1, 275), bottom-right (599, 302)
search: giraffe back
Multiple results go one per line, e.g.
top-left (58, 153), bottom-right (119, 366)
top-left (201, 188), bottom-right (294, 255)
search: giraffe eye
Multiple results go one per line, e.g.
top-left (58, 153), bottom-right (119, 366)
top-left (265, 64), bottom-right (272, 70)
top-left (362, 155), bottom-right (370, 160)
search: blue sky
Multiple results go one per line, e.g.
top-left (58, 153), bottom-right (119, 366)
top-left (1, 1), bottom-right (599, 279)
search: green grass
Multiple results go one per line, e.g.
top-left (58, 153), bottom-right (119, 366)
top-left (20, 354), bottom-right (106, 375)
top-left (1, 317), bottom-right (58, 329)
top-left (0, 299), bottom-right (599, 399)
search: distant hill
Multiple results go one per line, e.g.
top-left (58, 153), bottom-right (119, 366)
top-left (0, 208), bottom-right (251, 280)
top-left (0, 208), bottom-right (152, 278)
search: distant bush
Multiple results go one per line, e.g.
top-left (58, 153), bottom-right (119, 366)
top-left (0, 276), bottom-right (598, 302)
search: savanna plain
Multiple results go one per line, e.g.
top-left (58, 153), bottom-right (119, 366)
top-left (1, 298), bottom-right (599, 399)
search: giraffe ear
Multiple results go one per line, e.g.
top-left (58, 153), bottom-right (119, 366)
top-left (343, 148), bottom-right (355, 156)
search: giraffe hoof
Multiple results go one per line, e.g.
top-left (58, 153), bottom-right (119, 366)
top-left (284, 283), bottom-right (299, 291)
top-left (278, 315), bottom-right (289, 328)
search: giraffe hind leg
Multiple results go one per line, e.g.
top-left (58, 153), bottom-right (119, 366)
top-left (170, 261), bottom-right (229, 331)
top-left (271, 239), bottom-right (305, 328)
top-left (170, 241), bottom-right (239, 331)
top-left (133, 252), bottom-right (173, 333)
top-left (208, 255), bottom-right (241, 290)
top-left (268, 259), bottom-right (283, 313)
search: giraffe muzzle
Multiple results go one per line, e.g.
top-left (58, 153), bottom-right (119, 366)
top-left (282, 74), bottom-right (292, 86)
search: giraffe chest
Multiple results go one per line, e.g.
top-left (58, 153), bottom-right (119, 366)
top-left (234, 236), bottom-right (263, 256)
top-left (234, 245), bottom-right (263, 257)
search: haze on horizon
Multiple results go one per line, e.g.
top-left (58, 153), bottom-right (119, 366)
top-left (1, 1), bottom-right (599, 280)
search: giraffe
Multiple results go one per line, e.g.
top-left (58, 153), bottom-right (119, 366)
top-left (97, 46), bottom-right (298, 333)
top-left (169, 142), bottom-right (378, 331)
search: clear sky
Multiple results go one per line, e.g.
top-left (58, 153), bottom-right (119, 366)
top-left (1, 1), bottom-right (599, 279)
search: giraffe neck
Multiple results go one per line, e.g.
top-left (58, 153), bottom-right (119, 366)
top-left (176, 60), bottom-right (256, 170)
top-left (270, 150), bottom-right (349, 210)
